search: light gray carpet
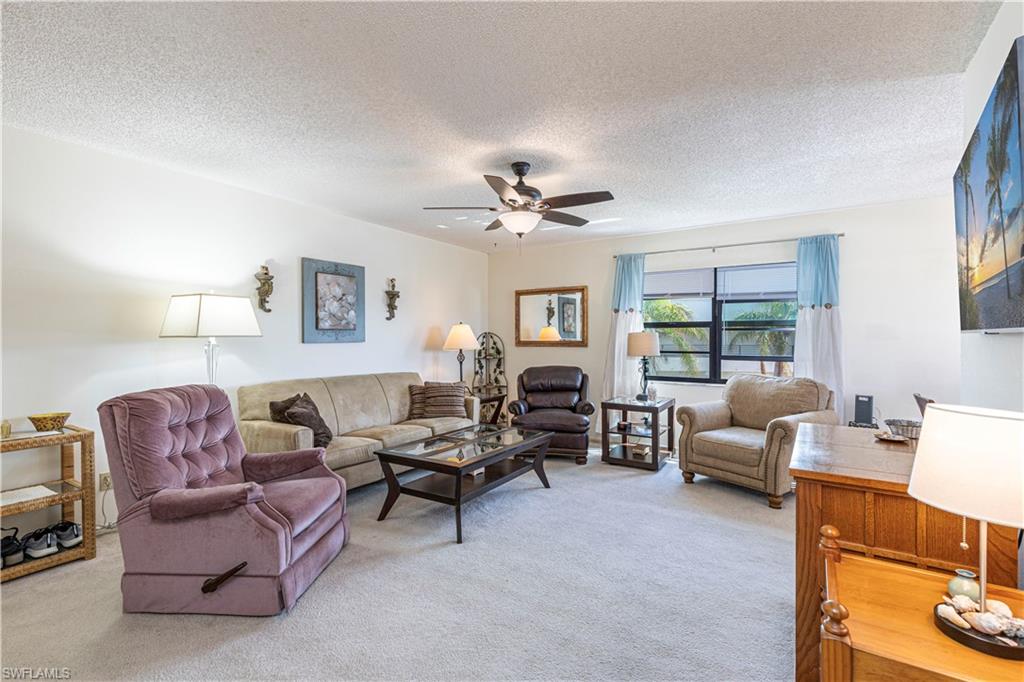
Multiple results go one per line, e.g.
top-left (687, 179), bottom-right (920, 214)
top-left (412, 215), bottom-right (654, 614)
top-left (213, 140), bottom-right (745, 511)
top-left (1, 453), bottom-right (796, 681)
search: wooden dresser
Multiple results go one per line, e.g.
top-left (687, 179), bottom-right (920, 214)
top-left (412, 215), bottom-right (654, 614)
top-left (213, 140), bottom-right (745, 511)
top-left (790, 424), bottom-right (1020, 682)
top-left (818, 526), bottom-right (1024, 681)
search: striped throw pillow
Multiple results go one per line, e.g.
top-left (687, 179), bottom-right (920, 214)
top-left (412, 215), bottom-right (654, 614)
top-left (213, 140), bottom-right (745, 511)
top-left (421, 382), bottom-right (467, 418)
top-left (408, 385), bottom-right (427, 419)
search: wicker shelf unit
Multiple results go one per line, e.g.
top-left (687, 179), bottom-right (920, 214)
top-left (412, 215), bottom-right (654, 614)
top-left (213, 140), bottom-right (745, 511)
top-left (0, 425), bottom-right (96, 581)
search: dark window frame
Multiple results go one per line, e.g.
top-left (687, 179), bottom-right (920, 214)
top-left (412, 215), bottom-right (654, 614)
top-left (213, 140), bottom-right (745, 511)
top-left (643, 267), bottom-right (797, 384)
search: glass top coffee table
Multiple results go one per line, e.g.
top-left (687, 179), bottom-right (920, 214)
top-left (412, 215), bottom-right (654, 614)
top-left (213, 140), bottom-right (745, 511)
top-left (374, 424), bottom-right (554, 543)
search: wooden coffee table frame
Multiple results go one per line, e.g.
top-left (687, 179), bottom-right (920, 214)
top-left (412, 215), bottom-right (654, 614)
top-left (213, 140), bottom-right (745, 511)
top-left (376, 429), bottom-right (553, 543)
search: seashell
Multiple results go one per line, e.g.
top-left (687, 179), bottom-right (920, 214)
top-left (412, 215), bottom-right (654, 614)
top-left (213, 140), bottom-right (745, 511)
top-left (945, 594), bottom-right (980, 613)
top-left (985, 599), bottom-right (1014, 619)
top-left (1002, 617), bottom-right (1024, 639)
top-left (963, 611), bottom-right (1007, 635)
top-left (937, 604), bottom-right (970, 629)
top-left (995, 635), bottom-right (1019, 647)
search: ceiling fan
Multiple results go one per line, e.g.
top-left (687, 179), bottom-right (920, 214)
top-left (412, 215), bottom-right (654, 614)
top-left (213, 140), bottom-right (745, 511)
top-left (423, 161), bottom-right (614, 237)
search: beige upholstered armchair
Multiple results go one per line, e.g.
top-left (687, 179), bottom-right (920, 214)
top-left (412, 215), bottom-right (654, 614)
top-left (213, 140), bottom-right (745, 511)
top-left (676, 375), bottom-right (838, 509)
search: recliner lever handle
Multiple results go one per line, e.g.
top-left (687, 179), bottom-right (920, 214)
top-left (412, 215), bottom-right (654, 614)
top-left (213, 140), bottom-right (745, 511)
top-left (201, 561), bottom-right (247, 593)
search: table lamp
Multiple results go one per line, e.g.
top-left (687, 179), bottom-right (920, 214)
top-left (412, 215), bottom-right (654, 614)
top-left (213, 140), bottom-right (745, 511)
top-left (160, 293), bottom-right (262, 384)
top-left (907, 403), bottom-right (1023, 657)
top-left (627, 331), bottom-right (660, 401)
top-left (538, 326), bottom-right (562, 341)
top-left (443, 322), bottom-right (479, 383)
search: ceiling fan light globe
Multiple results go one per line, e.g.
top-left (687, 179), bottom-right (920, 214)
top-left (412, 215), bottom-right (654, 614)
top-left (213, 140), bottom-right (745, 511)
top-left (501, 211), bottom-right (542, 235)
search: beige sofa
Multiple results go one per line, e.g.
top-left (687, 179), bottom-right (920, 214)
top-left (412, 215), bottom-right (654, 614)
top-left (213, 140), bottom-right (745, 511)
top-left (676, 374), bottom-right (838, 509)
top-left (237, 372), bottom-right (480, 489)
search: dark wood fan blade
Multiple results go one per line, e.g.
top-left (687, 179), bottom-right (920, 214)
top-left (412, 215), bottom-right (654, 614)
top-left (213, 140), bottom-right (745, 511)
top-left (484, 175), bottom-right (522, 205)
top-left (541, 191), bottom-right (614, 210)
top-left (484, 218), bottom-right (504, 231)
top-left (423, 206), bottom-right (500, 211)
top-left (540, 210), bottom-right (588, 227)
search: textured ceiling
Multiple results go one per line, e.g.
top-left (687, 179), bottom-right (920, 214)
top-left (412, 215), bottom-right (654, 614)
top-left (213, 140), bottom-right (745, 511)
top-left (2, 2), bottom-right (999, 252)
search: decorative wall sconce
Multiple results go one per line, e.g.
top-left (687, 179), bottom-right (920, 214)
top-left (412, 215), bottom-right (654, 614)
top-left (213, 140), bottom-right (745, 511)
top-left (385, 278), bottom-right (400, 320)
top-left (254, 265), bottom-right (274, 313)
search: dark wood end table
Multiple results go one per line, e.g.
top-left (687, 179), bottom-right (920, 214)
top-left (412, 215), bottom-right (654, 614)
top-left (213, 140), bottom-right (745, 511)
top-left (473, 387), bottom-right (508, 425)
top-left (375, 424), bottom-right (553, 543)
top-left (600, 396), bottom-right (676, 471)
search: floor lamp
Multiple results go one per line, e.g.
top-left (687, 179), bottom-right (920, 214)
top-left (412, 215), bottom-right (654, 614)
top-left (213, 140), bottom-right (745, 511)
top-left (443, 322), bottom-right (479, 383)
top-left (160, 293), bottom-right (262, 384)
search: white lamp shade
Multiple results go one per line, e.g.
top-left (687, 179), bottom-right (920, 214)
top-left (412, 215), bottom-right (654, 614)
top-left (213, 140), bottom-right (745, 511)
top-left (159, 294), bottom-right (262, 338)
top-left (627, 331), bottom-right (661, 357)
top-left (538, 326), bottom-right (562, 341)
top-left (443, 322), bottom-right (480, 351)
top-left (908, 403), bottom-right (1024, 528)
top-left (500, 211), bottom-right (543, 235)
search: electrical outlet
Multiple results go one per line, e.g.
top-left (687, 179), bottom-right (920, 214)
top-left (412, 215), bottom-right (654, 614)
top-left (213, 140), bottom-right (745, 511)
top-left (99, 472), bottom-right (113, 491)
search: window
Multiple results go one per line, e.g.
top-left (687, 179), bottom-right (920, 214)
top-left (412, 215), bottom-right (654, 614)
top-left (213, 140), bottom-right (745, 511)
top-left (642, 262), bottom-right (797, 383)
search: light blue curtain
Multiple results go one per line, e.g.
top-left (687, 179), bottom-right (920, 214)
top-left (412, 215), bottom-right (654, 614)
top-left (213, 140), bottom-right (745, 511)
top-left (611, 253), bottom-right (645, 312)
top-left (797, 235), bottom-right (840, 308)
top-left (604, 253), bottom-right (646, 397)
top-left (795, 234), bottom-right (845, 419)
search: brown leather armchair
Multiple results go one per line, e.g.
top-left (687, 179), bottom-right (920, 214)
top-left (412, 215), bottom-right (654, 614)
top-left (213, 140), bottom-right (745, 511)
top-left (508, 366), bottom-right (595, 465)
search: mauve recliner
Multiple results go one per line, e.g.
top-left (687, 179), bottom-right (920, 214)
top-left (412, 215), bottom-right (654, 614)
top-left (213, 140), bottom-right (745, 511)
top-left (97, 384), bottom-right (348, 615)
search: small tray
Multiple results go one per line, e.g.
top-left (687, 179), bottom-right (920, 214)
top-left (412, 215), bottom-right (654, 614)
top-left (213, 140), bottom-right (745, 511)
top-left (933, 604), bottom-right (1024, 660)
top-left (873, 431), bottom-right (909, 443)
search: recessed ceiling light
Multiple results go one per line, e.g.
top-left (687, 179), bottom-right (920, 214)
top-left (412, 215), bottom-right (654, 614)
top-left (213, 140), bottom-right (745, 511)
top-left (436, 224), bottom-right (449, 229)
top-left (455, 216), bottom-right (468, 221)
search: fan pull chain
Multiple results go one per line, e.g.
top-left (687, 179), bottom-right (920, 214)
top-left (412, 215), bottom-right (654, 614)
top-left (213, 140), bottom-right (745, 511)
top-left (960, 515), bottom-right (970, 551)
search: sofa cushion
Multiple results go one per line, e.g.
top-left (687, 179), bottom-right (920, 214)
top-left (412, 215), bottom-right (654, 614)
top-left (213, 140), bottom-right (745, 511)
top-left (237, 378), bottom-right (338, 435)
top-left (344, 424), bottom-right (431, 448)
top-left (526, 390), bottom-right (580, 411)
top-left (692, 426), bottom-right (765, 468)
top-left (421, 383), bottom-right (468, 418)
top-left (408, 385), bottom-right (427, 419)
top-left (402, 417), bottom-right (474, 435)
top-left (724, 375), bottom-right (831, 430)
top-left (261, 477), bottom-right (341, 537)
top-left (512, 408), bottom-right (590, 433)
top-left (325, 375), bottom-right (391, 434)
top-left (375, 372), bottom-right (423, 424)
top-left (324, 436), bottom-right (382, 470)
top-left (521, 366), bottom-right (584, 393)
top-left (270, 393), bottom-right (332, 448)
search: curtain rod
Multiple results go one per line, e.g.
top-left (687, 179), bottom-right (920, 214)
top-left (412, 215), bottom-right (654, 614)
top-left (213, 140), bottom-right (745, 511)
top-left (612, 233), bottom-right (846, 259)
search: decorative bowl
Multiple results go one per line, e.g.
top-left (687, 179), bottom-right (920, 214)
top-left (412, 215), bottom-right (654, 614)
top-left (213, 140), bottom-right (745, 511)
top-left (884, 418), bottom-right (922, 439)
top-left (27, 412), bottom-right (71, 432)
top-left (874, 431), bottom-right (909, 443)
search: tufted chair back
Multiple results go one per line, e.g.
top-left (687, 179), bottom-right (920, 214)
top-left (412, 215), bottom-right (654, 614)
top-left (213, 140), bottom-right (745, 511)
top-left (518, 366), bottom-right (589, 411)
top-left (98, 385), bottom-right (247, 510)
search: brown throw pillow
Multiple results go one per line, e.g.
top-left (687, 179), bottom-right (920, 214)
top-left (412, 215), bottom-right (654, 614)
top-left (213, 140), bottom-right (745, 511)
top-left (269, 394), bottom-right (302, 423)
top-left (269, 393), bottom-right (332, 448)
top-left (422, 382), bottom-right (467, 418)
top-left (408, 385), bottom-right (427, 420)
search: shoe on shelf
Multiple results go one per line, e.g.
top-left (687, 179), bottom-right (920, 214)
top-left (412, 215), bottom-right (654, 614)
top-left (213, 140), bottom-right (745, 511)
top-left (22, 527), bottom-right (57, 559)
top-left (1, 527), bottom-right (24, 567)
top-left (49, 521), bottom-right (82, 549)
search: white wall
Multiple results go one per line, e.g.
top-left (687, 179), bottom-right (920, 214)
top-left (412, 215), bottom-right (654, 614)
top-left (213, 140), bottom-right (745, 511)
top-left (1, 127), bottom-right (487, 524)
top-left (489, 197), bottom-right (961, 425)
top-left (959, 1), bottom-right (1024, 411)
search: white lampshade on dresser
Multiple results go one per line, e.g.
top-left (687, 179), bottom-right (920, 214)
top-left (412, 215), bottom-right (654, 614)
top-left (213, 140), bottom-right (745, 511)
top-left (160, 293), bottom-right (262, 384)
top-left (908, 403), bottom-right (1024, 611)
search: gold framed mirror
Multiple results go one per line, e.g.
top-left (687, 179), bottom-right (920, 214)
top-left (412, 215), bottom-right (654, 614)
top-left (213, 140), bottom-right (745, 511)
top-left (515, 286), bottom-right (588, 347)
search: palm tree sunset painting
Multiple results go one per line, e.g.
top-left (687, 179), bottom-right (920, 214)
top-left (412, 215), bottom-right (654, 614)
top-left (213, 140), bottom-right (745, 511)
top-left (954, 36), bottom-right (1024, 331)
